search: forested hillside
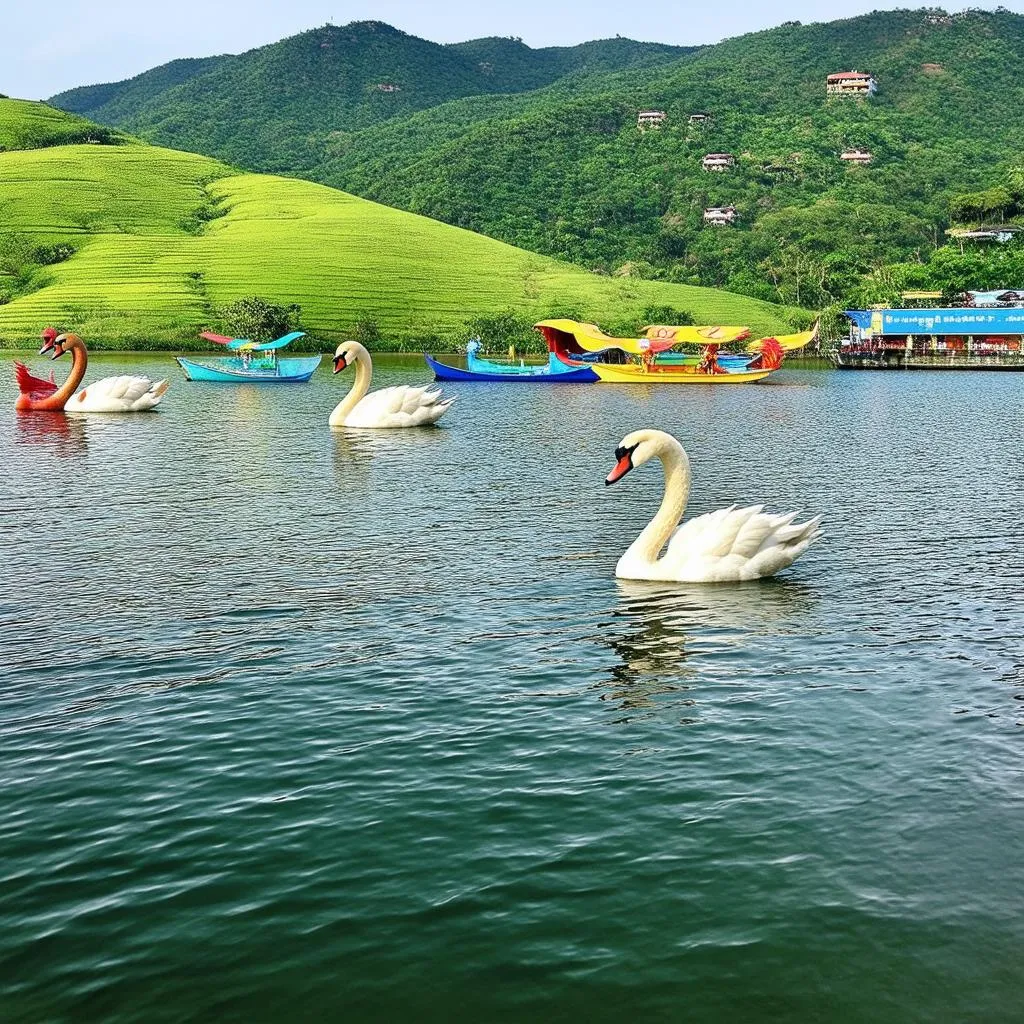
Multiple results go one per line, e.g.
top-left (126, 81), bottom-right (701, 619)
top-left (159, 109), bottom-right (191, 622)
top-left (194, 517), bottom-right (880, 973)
top-left (49, 9), bottom-right (1024, 312)
top-left (312, 8), bottom-right (1024, 311)
top-left (49, 23), bottom-right (690, 174)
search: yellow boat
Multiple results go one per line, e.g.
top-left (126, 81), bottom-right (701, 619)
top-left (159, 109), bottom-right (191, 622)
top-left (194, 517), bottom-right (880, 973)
top-left (534, 319), bottom-right (790, 384)
top-left (589, 362), bottom-right (773, 384)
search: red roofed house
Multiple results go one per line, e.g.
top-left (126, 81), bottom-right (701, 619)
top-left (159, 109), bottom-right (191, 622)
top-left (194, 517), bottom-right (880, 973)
top-left (702, 153), bottom-right (735, 172)
top-left (826, 71), bottom-right (877, 97)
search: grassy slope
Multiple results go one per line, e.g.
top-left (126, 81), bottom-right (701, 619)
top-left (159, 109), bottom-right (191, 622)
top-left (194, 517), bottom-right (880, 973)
top-left (0, 98), bottom-right (123, 150)
top-left (0, 101), bottom-right (801, 348)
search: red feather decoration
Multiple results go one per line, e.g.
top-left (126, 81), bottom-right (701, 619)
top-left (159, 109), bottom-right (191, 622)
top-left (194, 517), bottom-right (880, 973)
top-left (14, 361), bottom-right (58, 400)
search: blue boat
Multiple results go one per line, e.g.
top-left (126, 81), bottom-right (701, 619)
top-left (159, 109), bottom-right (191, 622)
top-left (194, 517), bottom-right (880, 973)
top-left (424, 339), bottom-right (599, 383)
top-left (177, 331), bottom-right (322, 382)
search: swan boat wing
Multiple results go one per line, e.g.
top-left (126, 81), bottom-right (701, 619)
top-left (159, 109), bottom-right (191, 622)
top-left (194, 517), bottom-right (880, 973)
top-left (67, 375), bottom-right (168, 412)
top-left (14, 362), bottom-right (58, 402)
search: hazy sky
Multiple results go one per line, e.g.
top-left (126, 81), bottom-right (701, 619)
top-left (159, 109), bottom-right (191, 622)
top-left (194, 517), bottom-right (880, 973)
top-left (2, 0), bottom-right (1018, 100)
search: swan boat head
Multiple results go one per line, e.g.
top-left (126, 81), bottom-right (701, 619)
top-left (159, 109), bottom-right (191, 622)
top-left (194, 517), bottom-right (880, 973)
top-left (45, 332), bottom-right (84, 361)
top-left (332, 340), bottom-right (368, 375)
top-left (605, 429), bottom-right (683, 485)
top-left (39, 327), bottom-right (62, 358)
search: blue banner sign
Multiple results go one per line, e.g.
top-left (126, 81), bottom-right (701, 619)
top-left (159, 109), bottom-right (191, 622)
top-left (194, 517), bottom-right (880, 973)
top-left (845, 307), bottom-right (1024, 335)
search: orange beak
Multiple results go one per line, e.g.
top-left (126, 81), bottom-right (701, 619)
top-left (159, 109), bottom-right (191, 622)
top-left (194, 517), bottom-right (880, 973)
top-left (605, 444), bottom-right (637, 485)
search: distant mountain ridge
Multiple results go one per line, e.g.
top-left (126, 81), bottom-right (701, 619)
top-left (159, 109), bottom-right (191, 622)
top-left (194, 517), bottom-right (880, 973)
top-left (49, 22), bottom-right (692, 173)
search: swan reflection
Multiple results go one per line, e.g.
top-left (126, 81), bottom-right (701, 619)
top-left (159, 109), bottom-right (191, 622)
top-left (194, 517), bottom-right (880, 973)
top-left (14, 413), bottom-right (88, 457)
top-left (596, 578), bottom-right (814, 720)
top-left (331, 424), bottom-right (451, 485)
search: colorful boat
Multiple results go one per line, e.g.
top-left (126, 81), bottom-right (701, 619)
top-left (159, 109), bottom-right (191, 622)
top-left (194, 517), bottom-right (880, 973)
top-left (534, 320), bottom-right (800, 383)
top-left (424, 339), bottom-right (598, 382)
top-left (176, 331), bottom-right (321, 382)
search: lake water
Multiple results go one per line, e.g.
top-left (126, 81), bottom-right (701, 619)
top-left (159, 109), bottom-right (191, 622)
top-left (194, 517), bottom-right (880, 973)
top-left (1, 354), bottom-right (1021, 1022)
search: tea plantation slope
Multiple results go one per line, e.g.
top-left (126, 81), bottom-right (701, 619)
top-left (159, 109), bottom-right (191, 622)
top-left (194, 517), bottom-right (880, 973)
top-left (0, 136), bottom-right (800, 347)
top-left (0, 98), bottom-right (125, 150)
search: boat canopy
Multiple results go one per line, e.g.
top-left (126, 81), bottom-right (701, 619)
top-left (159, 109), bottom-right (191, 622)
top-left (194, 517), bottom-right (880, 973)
top-left (643, 324), bottom-right (752, 346)
top-left (534, 320), bottom-right (658, 355)
top-left (199, 331), bottom-right (305, 352)
top-left (745, 325), bottom-right (817, 353)
top-left (534, 319), bottom-right (753, 356)
top-left (536, 318), bottom-right (793, 361)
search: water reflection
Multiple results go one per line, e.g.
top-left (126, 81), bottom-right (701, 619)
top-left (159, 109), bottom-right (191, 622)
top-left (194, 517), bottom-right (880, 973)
top-left (14, 413), bottom-right (88, 457)
top-left (330, 425), bottom-right (452, 485)
top-left (596, 579), bottom-right (815, 720)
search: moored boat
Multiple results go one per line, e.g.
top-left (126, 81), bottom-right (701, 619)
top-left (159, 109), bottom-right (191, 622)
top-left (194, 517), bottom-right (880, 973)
top-left (177, 331), bottom-right (321, 382)
top-left (589, 362), bottom-right (773, 383)
top-left (424, 339), bottom-right (598, 382)
top-left (534, 319), bottom-right (799, 383)
top-left (838, 306), bottom-right (1024, 370)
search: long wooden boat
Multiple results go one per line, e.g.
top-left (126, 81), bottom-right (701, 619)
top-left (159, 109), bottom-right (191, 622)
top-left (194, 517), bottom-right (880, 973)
top-left (176, 331), bottom-right (320, 383)
top-left (424, 341), bottom-right (598, 382)
top-left (534, 319), bottom-right (795, 384)
top-left (424, 352), bottom-right (597, 382)
top-left (590, 362), bottom-right (773, 384)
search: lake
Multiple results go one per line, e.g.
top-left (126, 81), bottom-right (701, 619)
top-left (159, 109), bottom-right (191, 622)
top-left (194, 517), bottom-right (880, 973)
top-left (1, 354), bottom-right (1021, 1022)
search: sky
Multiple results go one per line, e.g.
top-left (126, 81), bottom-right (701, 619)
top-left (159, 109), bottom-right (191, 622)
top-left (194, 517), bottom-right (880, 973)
top-left (2, 0), bottom-right (1019, 100)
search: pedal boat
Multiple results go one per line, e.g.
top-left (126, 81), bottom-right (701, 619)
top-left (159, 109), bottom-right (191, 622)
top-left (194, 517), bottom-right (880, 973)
top-left (424, 339), bottom-right (598, 382)
top-left (177, 331), bottom-right (321, 382)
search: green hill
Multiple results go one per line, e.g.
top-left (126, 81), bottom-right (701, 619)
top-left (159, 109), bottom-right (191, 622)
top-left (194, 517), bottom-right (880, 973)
top-left (49, 22), bottom-right (691, 175)
top-left (50, 9), bottom-right (1024, 310)
top-left (0, 100), bottom-right (801, 350)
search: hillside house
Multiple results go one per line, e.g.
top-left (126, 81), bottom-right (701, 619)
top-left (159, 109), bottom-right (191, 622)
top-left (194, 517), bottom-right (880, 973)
top-left (921, 62), bottom-right (944, 74)
top-left (826, 71), bottom-right (877, 97)
top-left (688, 112), bottom-right (712, 125)
top-left (375, 83), bottom-right (401, 92)
top-left (947, 226), bottom-right (1021, 245)
top-left (702, 153), bottom-right (735, 172)
top-left (637, 110), bottom-right (667, 131)
top-left (840, 148), bottom-right (873, 165)
top-left (703, 206), bottom-right (738, 227)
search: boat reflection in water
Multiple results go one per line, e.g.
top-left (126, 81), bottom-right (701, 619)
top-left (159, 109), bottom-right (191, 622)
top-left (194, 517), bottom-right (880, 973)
top-left (14, 412), bottom-right (89, 457)
top-left (596, 579), bottom-right (814, 722)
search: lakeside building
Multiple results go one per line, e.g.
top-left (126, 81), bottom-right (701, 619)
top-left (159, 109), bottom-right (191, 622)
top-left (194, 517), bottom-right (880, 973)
top-left (702, 153), bottom-right (735, 172)
top-left (826, 71), bottom-right (877, 97)
top-left (837, 306), bottom-right (1024, 369)
top-left (703, 206), bottom-right (738, 227)
top-left (840, 148), bottom-right (873, 165)
top-left (637, 110), bottom-right (667, 131)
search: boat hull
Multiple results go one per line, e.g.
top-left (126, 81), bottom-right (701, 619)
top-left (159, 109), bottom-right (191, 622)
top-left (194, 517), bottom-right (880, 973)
top-left (832, 352), bottom-right (1024, 371)
top-left (177, 355), bottom-right (322, 382)
top-left (590, 363), bottom-right (773, 384)
top-left (424, 353), bottom-right (598, 382)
